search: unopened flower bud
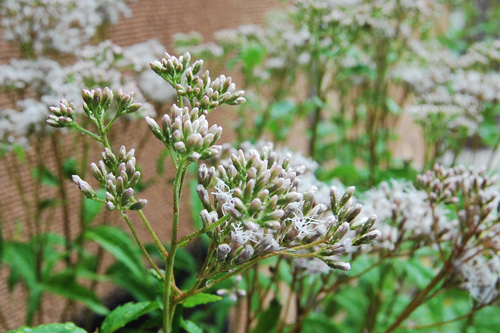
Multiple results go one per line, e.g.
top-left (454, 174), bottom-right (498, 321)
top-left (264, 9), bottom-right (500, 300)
top-left (217, 244), bottom-right (231, 261)
top-left (340, 186), bottom-right (355, 207)
top-left (353, 230), bottom-right (381, 246)
top-left (235, 244), bottom-right (255, 264)
top-left (146, 117), bottom-right (163, 141)
top-left (121, 188), bottom-right (134, 206)
top-left (323, 260), bottom-right (351, 271)
top-left (360, 215), bottom-right (377, 235)
top-left (344, 204), bottom-right (362, 223)
top-left (197, 185), bottom-right (212, 210)
top-left (129, 199), bottom-right (148, 210)
top-left (72, 175), bottom-right (95, 199)
top-left (330, 222), bottom-right (350, 244)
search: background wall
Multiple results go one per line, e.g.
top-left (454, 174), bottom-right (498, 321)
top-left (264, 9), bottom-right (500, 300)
top-left (0, 0), bottom-right (281, 329)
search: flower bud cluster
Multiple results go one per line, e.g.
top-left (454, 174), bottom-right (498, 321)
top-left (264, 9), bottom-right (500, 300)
top-left (196, 143), bottom-right (380, 272)
top-left (99, 146), bottom-right (147, 211)
top-left (72, 145), bottom-right (147, 211)
top-left (150, 52), bottom-right (245, 113)
top-left (359, 180), bottom-right (451, 251)
top-left (46, 99), bottom-right (76, 128)
top-left (146, 105), bottom-right (222, 162)
top-left (82, 88), bottom-right (142, 120)
top-left (417, 164), bottom-right (500, 302)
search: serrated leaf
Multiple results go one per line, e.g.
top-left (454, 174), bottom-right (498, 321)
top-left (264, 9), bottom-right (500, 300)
top-left (182, 293), bottom-right (222, 308)
top-left (8, 322), bottom-right (87, 333)
top-left (100, 301), bottom-right (159, 333)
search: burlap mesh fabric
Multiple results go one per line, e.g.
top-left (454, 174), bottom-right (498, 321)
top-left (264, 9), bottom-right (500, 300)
top-left (0, 0), bottom-right (282, 330)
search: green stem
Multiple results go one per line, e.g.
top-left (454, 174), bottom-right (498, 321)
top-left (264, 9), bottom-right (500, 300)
top-left (103, 111), bottom-right (121, 133)
top-left (163, 162), bottom-right (189, 332)
top-left (72, 123), bottom-right (101, 142)
top-left (177, 214), bottom-right (231, 246)
top-left (136, 208), bottom-right (169, 261)
top-left (385, 267), bottom-right (448, 333)
top-left (119, 211), bottom-right (163, 278)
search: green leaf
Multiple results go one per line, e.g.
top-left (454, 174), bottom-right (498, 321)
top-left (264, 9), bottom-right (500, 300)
top-left (174, 247), bottom-right (198, 275)
top-left (107, 262), bottom-right (156, 301)
top-left (182, 293), bottom-right (222, 308)
top-left (31, 167), bottom-right (60, 186)
top-left (62, 157), bottom-right (78, 179)
top-left (3, 242), bottom-right (37, 288)
top-left (303, 312), bottom-right (341, 333)
top-left (241, 43), bottom-right (266, 71)
top-left (479, 118), bottom-right (500, 147)
top-left (385, 97), bottom-right (401, 115)
top-left (13, 144), bottom-right (26, 163)
top-left (82, 189), bottom-right (106, 226)
top-left (85, 225), bottom-right (144, 279)
top-left (42, 272), bottom-right (109, 315)
top-left (251, 298), bottom-right (281, 333)
top-left (180, 318), bottom-right (204, 333)
top-left (100, 301), bottom-right (159, 333)
top-left (8, 322), bottom-right (87, 333)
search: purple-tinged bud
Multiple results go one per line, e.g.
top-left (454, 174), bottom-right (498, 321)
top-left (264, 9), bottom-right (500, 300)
top-left (360, 215), bottom-right (377, 235)
top-left (197, 185), bottom-right (212, 210)
top-left (323, 260), bottom-right (351, 271)
top-left (103, 148), bottom-right (116, 166)
top-left (331, 222), bottom-right (350, 244)
top-left (200, 209), bottom-right (213, 228)
top-left (244, 179), bottom-right (255, 201)
top-left (90, 163), bottom-right (103, 182)
top-left (72, 175), bottom-right (95, 199)
top-left (191, 59), bottom-right (203, 74)
top-left (189, 152), bottom-right (201, 162)
top-left (265, 209), bottom-right (284, 220)
top-left (106, 202), bottom-right (116, 211)
top-left (344, 204), bottom-right (362, 223)
top-left (121, 188), bottom-right (134, 206)
top-left (105, 191), bottom-right (115, 203)
top-left (258, 189), bottom-right (269, 202)
top-left (302, 188), bottom-right (317, 214)
top-left (320, 239), bottom-right (352, 256)
top-left (98, 161), bottom-right (108, 179)
top-left (248, 198), bottom-right (262, 215)
top-left (279, 192), bottom-right (302, 205)
top-left (116, 176), bottom-right (124, 194)
top-left (174, 141), bottom-right (186, 153)
top-left (266, 195), bottom-right (278, 211)
top-left (150, 60), bottom-right (162, 73)
top-left (265, 221), bottom-right (281, 230)
top-left (129, 199), bottom-right (148, 210)
top-left (235, 244), bottom-right (254, 264)
top-left (129, 171), bottom-right (141, 188)
top-left (217, 244), bottom-right (231, 261)
top-left (229, 208), bottom-right (242, 220)
top-left (353, 230), bottom-right (381, 246)
top-left (340, 186), bottom-right (355, 207)
top-left (146, 117), bottom-right (163, 141)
